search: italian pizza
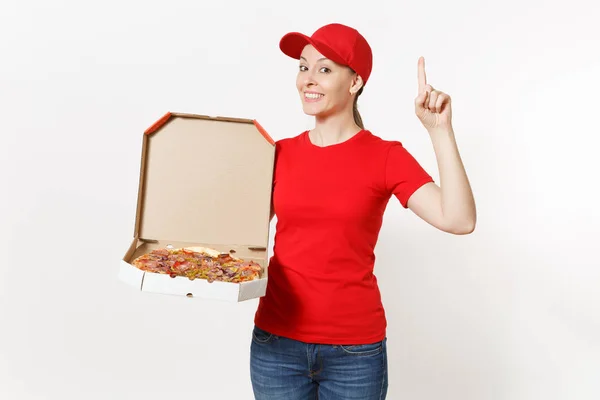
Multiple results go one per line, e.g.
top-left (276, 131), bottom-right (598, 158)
top-left (132, 246), bottom-right (263, 283)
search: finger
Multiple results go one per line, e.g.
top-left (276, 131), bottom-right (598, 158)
top-left (414, 91), bottom-right (427, 111)
top-left (422, 85), bottom-right (433, 110)
top-left (428, 90), bottom-right (439, 111)
top-left (435, 93), bottom-right (447, 113)
top-left (418, 56), bottom-right (427, 93)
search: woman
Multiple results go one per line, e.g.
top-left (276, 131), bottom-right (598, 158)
top-left (250, 23), bottom-right (476, 400)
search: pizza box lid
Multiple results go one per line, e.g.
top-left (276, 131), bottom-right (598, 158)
top-left (132, 112), bottom-right (275, 248)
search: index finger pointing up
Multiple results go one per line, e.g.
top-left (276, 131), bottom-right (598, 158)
top-left (418, 56), bottom-right (427, 93)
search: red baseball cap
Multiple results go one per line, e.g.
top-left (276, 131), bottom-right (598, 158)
top-left (279, 23), bottom-right (373, 85)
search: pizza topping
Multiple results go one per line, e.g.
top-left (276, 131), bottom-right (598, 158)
top-left (152, 248), bottom-right (170, 256)
top-left (132, 246), bottom-right (263, 284)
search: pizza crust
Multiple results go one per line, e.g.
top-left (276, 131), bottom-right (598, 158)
top-left (182, 246), bottom-right (221, 257)
top-left (183, 246), bottom-right (241, 260)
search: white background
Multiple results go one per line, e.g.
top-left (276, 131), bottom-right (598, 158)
top-left (1, 0), bottom-right (599, 399)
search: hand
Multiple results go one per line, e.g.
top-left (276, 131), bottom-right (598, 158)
top-left (415, 56), bottom-right (452, 132)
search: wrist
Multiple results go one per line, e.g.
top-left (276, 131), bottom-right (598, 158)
top-left (427, 125), bottom-right (454, 136)
top-left (428, 126), bottom-right (458, 153)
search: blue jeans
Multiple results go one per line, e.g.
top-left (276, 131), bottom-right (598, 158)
top-left (250, 325), bottom-right (388, 399)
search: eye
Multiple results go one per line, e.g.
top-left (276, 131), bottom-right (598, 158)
top-left (299, 65), bottom-right (308, 72)
top-left (319, 67), bottom-right (331, 73)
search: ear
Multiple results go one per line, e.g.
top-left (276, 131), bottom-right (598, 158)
top-left (349, 74), bottom-right (364, 95)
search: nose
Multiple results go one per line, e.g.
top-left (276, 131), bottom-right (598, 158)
top-left (303, 69), bottom-right (318, 88)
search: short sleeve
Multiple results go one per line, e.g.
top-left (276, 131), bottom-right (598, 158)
top-left (385, 142), bottom-right (434, 208)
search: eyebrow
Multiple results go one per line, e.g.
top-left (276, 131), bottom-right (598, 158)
top-left (300, 56), bottom-right (330, 62)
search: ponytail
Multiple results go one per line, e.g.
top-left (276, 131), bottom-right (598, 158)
top-left (352, 87), bottom-right (365, 129)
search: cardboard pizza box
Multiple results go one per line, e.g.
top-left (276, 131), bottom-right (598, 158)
top-left (118, 112), bottom-right (275, 302)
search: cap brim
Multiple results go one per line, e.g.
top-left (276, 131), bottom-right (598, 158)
top-left (279, 32), bottom-right (311, 59)
top-left (279, 32), bottom-right (346, 66)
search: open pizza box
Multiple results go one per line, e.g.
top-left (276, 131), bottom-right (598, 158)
top-left (118, 112), bottom-right (275, 302)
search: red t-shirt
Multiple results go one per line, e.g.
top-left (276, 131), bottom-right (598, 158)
top-left (254, 129), bottom-right (434, 344)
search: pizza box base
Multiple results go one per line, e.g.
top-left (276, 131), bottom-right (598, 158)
top-left (119, 238), bottom-right (268, 302)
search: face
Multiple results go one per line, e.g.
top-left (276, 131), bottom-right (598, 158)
top-left (296, 45), bottom-right (362, 118)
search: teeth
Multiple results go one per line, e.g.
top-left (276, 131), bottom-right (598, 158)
top-left (305, 93), bottom-right (323, 99)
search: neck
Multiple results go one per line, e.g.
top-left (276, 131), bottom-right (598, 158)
top-left (311, 108), bottom-right (363, 147)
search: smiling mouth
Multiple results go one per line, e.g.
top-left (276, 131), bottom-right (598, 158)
top-left (304, 93), bottom-right (324, 101)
